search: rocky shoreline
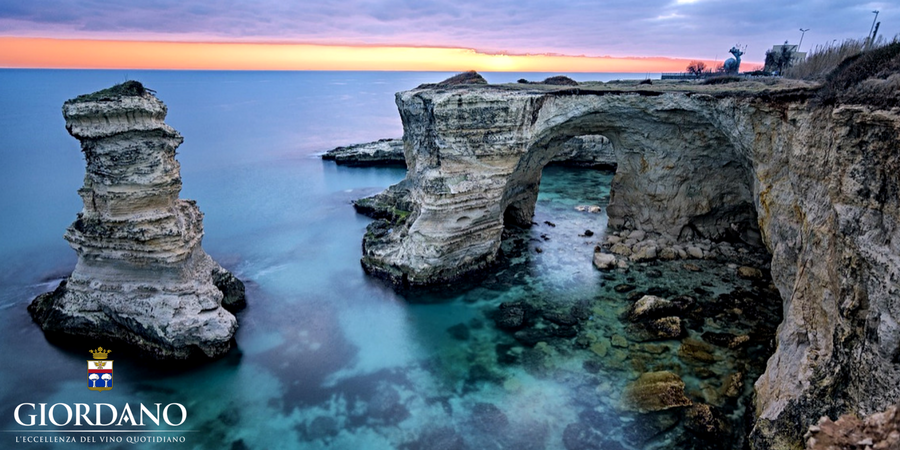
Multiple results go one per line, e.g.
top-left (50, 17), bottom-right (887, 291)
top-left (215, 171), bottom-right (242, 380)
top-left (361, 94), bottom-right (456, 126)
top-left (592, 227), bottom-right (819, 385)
top-left (477, 207), bottom-right (783, 449)
top-left (594, 228), bottom-right (770, 271)
top-left (347, 68), bottom-right (900, 449)
top-left (28, 81), bottom-right (246, 360)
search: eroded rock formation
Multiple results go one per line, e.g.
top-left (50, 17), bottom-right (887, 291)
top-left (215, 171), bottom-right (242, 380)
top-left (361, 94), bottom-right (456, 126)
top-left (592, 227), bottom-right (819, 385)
top-left (322, 134), bottom-right (613, 168)
top-left (322, 138), bottom-right (406, 166)
top-left (28, 81), bottom-right (245, 359)
top-left (360, 75), bottom-right (900, 448)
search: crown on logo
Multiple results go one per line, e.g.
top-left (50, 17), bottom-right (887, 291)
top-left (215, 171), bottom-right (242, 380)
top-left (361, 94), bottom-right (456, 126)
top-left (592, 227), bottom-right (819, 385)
top-left (90, 347), bottom-right (111, 360)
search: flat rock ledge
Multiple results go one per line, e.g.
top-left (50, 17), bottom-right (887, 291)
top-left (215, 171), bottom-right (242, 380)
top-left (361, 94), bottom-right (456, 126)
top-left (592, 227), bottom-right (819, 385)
top-left (321, 138), bottom-right (406, 166)
top-left (324, 134), bottom-right (616, 169)
top-left (28, 81), bottom-right (245, 360)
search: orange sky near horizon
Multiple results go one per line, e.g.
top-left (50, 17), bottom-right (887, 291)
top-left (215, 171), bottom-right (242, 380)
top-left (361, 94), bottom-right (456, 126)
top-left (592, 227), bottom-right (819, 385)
top-left (0, 37), bottom-right (723, 73)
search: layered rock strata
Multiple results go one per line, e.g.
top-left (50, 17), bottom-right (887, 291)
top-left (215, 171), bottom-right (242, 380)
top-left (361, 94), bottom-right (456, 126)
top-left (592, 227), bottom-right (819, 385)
top-left (321, 138), bottom-right (406, 166)
top-left (28, 81), bottom-right (245, 359)
top-left (360, 76), bottom-right (900, 448)
top-left (323, 134), bottom-right (614, 168)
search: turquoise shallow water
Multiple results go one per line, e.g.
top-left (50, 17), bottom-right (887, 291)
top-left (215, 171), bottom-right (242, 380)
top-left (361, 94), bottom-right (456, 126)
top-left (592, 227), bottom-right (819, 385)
top-left (0, 70), bottom-right (779, 449)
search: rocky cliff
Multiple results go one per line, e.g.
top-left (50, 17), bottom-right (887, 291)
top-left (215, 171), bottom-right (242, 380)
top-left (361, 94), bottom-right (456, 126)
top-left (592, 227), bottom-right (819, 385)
top-left (360, 76), bottom-right (900, 448)
top-left (28, 81), bottom-right (245, 360)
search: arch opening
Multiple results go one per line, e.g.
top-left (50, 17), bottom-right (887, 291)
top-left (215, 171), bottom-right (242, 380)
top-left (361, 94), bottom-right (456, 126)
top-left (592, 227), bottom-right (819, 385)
top-left (499, 108), bottom-right (765, 249)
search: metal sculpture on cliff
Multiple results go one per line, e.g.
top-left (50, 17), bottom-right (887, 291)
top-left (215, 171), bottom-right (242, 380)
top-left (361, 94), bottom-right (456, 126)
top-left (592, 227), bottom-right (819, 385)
top-left (723, 46), bottom-right (744, 74)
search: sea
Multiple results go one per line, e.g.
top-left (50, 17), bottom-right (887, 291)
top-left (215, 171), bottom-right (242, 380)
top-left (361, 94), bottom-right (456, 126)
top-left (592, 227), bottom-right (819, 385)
top-left (0, 70), bottom-right (780, 449)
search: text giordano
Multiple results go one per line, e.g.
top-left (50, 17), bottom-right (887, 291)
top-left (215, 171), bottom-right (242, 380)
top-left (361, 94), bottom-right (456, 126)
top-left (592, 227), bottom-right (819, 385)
top-left (15, 435), bottom-right (187, 444)
top-left (13, 403), bottom-right (187, 427)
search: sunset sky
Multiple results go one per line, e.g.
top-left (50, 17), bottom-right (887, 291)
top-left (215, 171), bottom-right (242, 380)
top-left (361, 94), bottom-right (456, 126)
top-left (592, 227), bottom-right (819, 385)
top-left (0, 1), bottom-right (894, 71)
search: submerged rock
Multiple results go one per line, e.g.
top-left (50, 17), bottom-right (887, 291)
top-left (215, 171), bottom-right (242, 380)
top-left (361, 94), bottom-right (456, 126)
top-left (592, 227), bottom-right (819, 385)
top-left (627, 316), bottom-right (685, 342)
top-left (403, 427), bottom-right (468, 450)
top-left (621, 371), bottom-right (693, 413)
top-left (684, 403), bottom-right (727, 440)
top-left (623, 411), bottom-right (680, 446)
top-left (736, 265), bottom-right (763, 280)
top-left (562, 422), bottom-right (623, 450)
top-left (28, 82), bottom-right (244, 359)
top-left (446, 323), bottom-right (471, 340)
top-left (627, 295), bottom-right (676, 322)
top-left (306, 416), bottom-right (339, 440)
top-left (494, 301), bottom-right (531, 330)
top-left (592, 252), bottom-right (617, 270)
top-left (471, 402), bottom-right (509, 432)
top-left (702, 331), bottom-right (750, 349)
top-left (678, 338), bottom-right (718, 364)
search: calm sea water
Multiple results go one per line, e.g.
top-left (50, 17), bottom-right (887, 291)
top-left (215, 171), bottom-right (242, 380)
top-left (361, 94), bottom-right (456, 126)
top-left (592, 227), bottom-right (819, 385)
top-left (0, 70), bottom-right (775, 450)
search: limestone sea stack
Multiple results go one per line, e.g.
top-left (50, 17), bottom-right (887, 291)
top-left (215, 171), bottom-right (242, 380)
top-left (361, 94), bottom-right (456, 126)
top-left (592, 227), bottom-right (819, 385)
top-left (28, 81), bottom-right (245, 359)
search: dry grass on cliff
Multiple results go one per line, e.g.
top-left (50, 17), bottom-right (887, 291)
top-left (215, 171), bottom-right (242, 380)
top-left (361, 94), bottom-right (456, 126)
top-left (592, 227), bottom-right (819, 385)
top-left (785, 38), bottom-right (868, 81)
top-left (814, 40), bottom-right (900, 107)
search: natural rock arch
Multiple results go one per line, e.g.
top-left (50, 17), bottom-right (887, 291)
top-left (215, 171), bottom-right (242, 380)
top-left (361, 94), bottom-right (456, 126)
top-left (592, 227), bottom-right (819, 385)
top-left (363, 89), bottom-right (763, 286)
top-left (501, 96), bottom-right (760, 246)
top-left (360, 81), bottom-right (900, 449)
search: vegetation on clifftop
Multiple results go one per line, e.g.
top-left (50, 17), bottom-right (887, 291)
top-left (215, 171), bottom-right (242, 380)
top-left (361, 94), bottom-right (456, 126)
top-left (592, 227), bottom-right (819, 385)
top-left (69, 80), bottom-right (151, 103)
top-left (816, 41), bottom-right (900, 107)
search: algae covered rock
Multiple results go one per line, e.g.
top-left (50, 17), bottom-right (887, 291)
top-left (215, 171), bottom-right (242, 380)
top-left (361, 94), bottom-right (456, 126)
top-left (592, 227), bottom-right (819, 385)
top-left (621, 371), bottom-right (693, 413)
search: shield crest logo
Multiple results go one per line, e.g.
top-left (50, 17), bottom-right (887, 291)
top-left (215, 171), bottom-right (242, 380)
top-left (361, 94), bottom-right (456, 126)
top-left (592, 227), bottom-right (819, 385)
top-left (87, 347), bottom-right (113, 391)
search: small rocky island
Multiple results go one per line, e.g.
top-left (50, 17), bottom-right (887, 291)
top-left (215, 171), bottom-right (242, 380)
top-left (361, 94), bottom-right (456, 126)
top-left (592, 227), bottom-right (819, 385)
top-left (349, 57), bottom-right (900, 450)
top-left (28, 81), bottom-right (245, 359)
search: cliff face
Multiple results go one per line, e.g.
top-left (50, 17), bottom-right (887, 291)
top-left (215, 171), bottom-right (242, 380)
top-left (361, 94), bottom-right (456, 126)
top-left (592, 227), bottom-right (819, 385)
top-left (749, 104), bottom-right (900, 449)
top-left (28, 82), bottom-right (245, 359)
top-left (361, 82), bottom-right (900, 448)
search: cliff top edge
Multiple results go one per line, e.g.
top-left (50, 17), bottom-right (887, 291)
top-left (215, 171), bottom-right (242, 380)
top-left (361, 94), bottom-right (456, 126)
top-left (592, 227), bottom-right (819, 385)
top-left (66, 80), bottom-right (157, 104)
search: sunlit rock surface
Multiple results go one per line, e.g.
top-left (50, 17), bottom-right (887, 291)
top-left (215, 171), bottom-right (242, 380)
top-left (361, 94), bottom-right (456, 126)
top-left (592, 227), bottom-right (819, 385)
top-left (359, 74), bottom-right (900, 448)
top-left (28, 81), bottom-right (245, 359)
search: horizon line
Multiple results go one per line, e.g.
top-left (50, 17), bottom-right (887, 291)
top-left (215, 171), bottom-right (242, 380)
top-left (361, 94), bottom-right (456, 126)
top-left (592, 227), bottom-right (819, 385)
top-left (0, 37), bottom-right (741, 72)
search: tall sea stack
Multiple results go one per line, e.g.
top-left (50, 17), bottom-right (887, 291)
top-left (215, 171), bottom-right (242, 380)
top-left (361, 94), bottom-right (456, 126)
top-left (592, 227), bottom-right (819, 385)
top-left (28, 81), bottom-right (245, 359)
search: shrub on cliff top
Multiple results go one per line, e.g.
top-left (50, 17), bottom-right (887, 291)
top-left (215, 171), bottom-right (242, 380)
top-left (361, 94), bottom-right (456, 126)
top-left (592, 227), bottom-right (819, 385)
top-left (702, 75), bottom-right (742, 85)
top-left (436, 71), bottom-right (488, 86)
top-left (71, 80), bottom-right (150, 103)
top-left (817, 41), bottom-right (900, 107)
top-left (542, 75), bottom-right (579, 86)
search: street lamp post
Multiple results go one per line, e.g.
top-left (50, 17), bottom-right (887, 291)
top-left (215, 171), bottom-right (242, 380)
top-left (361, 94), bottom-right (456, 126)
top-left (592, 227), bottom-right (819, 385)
top-left (867, 10), bottom-right (880, 49)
